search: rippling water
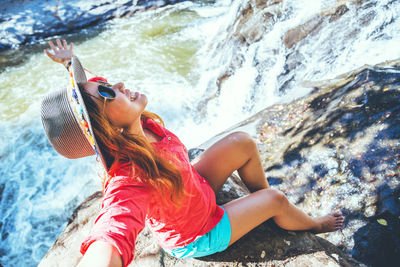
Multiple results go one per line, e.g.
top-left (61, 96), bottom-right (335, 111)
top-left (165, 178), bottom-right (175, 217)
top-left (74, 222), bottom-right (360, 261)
top-left (0, 0), bottom-right (399, 266)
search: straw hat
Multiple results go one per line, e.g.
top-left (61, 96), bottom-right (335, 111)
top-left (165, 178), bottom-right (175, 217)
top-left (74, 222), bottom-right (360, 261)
top-left (41, 55), bottom-right (107, 170)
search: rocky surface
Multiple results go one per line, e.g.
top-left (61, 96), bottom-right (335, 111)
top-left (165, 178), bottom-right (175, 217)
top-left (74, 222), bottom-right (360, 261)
top-left (200, 59), bottom-right (400, 267)
top-left (39, 60), bottom-right (400, 266)
top-left (195, 0), bottom-right (359, 117)
top-left (39, 175), bottom-right (361, 267)
top-left (0, 0), bottom-right (183, 50)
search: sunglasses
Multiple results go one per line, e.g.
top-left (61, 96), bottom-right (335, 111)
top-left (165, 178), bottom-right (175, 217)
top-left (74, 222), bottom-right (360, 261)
top-left (97, 81), bottom-right (116, 100)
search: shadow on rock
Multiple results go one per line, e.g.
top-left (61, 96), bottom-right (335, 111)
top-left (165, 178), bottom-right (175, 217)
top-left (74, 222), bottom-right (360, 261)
top-left (283, 67), bottom-right (400, 166)
top-left (256, 61), bottom-right (400, 266)
top-left (200, 220), bottom-right (351, 265)
top-left (352, 185), bottom-right (400, 267)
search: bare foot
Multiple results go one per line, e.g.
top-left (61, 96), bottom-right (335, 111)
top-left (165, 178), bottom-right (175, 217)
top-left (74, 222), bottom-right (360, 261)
top-left (312, 212), bottom-right (344, 234)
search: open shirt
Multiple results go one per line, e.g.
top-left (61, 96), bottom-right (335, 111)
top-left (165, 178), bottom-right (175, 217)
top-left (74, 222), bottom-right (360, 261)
top-left (80, 117), bottom-right (224, 266)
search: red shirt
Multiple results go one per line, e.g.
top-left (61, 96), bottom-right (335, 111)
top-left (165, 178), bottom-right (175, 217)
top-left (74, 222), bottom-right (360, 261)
top-left (80, 118), bottom-right (224, 266)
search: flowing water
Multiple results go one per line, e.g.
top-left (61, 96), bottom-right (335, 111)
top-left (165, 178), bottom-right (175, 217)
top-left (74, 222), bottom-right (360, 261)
top-left (0, 0), bottom-right (399, 266)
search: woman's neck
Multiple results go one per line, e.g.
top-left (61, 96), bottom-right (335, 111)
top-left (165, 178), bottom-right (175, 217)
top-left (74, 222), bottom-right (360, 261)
top-left (126, 118), bottom-right (145, 136)
top-left (125, 118), bottom-right (162, 143)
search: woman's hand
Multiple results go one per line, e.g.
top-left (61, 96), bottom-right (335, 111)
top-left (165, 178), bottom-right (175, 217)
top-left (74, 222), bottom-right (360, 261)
top-left (44, 39), bottom-right (74, 68)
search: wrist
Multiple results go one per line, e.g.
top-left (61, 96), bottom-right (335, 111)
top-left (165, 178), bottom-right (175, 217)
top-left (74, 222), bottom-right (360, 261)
top-left (64, 60), bottom-right (72, 71)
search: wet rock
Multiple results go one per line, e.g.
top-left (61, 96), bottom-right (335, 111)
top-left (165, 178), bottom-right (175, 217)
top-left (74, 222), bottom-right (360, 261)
top-left (195, 59), bottom-right (400, 266)
top-left (0, 183), bottom-right (5, 203)
top-left (351, 184), bottom-right (400, 266)
top-left (208, 0), bottom-right (354, 93)
top-left (283, 16), bottom-right (323, 49)
top-left (261, 61), bottom-right (400, 266)
top-left (283, 3), bottom-right (350, 49)
top-left (329, 4), bottom-right (350, 23)
top-left (187, 148), bottom-right (204, 161)
top-left (267, 177), bottom-right (283, 185)
top-left (352, 209), bottom-right (400, 267)
top-left (210, 0), bottom-right (282, 92)
top-left (231, 0), bottom-right (280, 45)
top-left (0, 0), bottom-right (187, 71)
top-left (0, 0), bottom-right (184, 51)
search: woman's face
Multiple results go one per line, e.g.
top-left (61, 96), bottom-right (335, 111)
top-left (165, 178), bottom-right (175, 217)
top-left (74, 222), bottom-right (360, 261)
top-left (83, 82), bottom-right (148, 129)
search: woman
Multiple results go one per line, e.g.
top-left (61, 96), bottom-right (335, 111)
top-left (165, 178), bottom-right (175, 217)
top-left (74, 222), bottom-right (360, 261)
top-left (42, 39), bottom-right (343, 267)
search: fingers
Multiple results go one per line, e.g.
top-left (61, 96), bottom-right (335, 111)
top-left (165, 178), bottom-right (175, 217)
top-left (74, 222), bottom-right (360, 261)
top-left (45, 39), bottom-right (73, 62)
top-left (63, 39), bottom-right (68, 49)
top-left (48, 40), bottom-right (57, 54)
top-left (56, 38), bottom-right (63, 50)
top-left (70, 42), bottom-right (74, 53)
top-left (48, 39), bottom-right (70, 51)
top-left (49, 38), bottom-right (71, 50)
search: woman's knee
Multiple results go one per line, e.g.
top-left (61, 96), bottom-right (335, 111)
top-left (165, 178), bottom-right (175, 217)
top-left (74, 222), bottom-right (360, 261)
top-left (262, 188), bottom-right (289, 211)
top-left (228, 131), bottom-right (257, 154)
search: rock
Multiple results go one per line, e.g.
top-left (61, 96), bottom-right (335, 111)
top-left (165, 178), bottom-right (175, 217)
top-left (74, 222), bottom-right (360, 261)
top-left (39, 174), bottom-right (361, 267)
top-left (200, 0), bottom-right (356, 103)
top-left (0, 0), bottom-right (184, 51)
top-left (329, 4), bottom-right (350, 23)
top-left (230, 0), bottom-right (281, 46)
top-left (213, 0), bottom-right (282, 87)
top-left (282, 16), bottom-right (323, 49)
top-left (202, 59), bottom-right (400, 266)
top-left (352, 210), bottom-right (400, 267)
top-left (38, 192), bottom-right (103, 267)
top-left (0, 0), bottom-right (187, 71)
top-left (352, 184), bottom-right (400, 266)
top-left (195, 0), bottom-right (284, 117)
top-left (282, 3), bottom-right (350, 49)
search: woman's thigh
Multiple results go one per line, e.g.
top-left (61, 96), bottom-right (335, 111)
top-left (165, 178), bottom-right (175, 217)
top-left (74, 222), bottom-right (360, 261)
top-left (192, 131), bottom-right (255, 193)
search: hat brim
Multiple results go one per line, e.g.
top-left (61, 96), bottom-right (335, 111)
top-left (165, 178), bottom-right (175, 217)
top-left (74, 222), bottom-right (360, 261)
top-left (69, 55), bottom-right (108, 171)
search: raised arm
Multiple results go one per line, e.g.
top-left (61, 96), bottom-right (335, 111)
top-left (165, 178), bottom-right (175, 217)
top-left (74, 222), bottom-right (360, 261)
top-left (77, 241), bottom-right (122, 267)
top-left (44, 38), bottom-right (97, 80)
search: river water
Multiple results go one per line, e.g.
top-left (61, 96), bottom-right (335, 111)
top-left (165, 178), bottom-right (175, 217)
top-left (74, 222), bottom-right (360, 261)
top-left (0, 0), bottom-right (399, 266)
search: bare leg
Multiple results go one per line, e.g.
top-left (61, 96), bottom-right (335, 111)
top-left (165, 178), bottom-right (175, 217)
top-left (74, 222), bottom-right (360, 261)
top-left (223, 188), bottom-right (344, 246)
top-left (193, 132), bottom-right (344, 245)
top-left (192, 131), bottom-right (269, 193)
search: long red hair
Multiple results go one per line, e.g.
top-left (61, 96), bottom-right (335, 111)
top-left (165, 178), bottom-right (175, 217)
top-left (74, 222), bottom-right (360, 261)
top-left (79, 83), bottom-right (185, 204)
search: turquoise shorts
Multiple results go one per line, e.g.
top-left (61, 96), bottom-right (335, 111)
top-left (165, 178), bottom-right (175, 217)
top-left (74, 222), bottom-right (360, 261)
top-left (163, 207), bottom-right (231, 258)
